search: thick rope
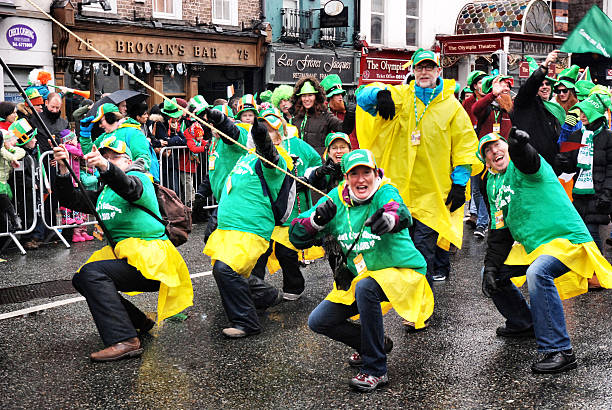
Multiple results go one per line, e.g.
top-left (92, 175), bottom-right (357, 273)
top-left (24, 0), bottom-right (332, 200)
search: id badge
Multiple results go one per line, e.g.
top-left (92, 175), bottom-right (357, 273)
top-left (492, 123), bottom-right (501, 133)
top-left (494, 209), bottom-right (505, 229)
top-left (353, 253), bottom-right (367, 275)
top-left (209, 155), bottom-right (216, 171)
top-left (226, 176), bottom-right (232, 194)
top-left (411, 130), bottom-right (421, 146)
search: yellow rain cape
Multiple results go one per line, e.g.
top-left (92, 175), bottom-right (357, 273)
top-left (356, 80), bottom-right (483, 249)
top-left (266, 226), bottom-right (325, 274)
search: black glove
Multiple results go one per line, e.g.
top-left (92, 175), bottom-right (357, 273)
top-left (314, 160), bottom-right (337, 178)
top-left (596, 192), bottom-right (612, 213)
top-left (365, 207), bottom-right (396, 236)
top-left (346, 103), bottom-right (356, 113)
top-left (482, 267), bottom-right (500, 298)
top-left (376, 89), bottom-right (395, 120)
top-left (507, 126), bottom-right (530, 147)
top-left (313, 199), bottom-right (337, 227)
top-left (445, 184), bottom-right (466, 213)
top-left (555, 153), bottom-right (572, 173)
top-left (333, 262), bottom-right (354, 291)
top-left (204, 107), bottom-right (224, 125)
top-left (296, 176), bottom-right (310, 193)
top-left (251, 118), bottom-right (268, 146)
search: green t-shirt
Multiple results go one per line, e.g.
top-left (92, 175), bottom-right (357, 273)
top-left (487, 158), bottom-right (592, 253)
top-left (295, 183), bottom-right (427, 275)
top-left (209, 127), bottom-right (249, 201)
top-left (96, 171), bottom-right (166, 242)
top-left (217, 152), bottom-right (288, 240)
top-left (281, 135), bottom-right (322, 227)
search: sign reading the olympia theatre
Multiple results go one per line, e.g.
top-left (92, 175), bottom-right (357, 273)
top-left (443, 39), bottom-right (502, 55)
top-left (359, 50), bottom-right (411, 85)
top-left (273, 51), bottom-right (354, 83)
top-left (64, 31), bottom-right (259, 67)
top-left (6, 24), bottom-right (37, 51)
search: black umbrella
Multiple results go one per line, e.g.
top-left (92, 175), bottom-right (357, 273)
top-left (87, 90), bottom-right (148, 117)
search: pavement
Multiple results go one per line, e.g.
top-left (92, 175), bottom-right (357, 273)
top-left (0, 223), bottom-right (611, 409)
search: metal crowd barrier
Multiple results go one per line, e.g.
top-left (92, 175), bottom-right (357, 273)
top-left (37, 150), bottom-right (99, 249)
top-left (158, 145), bottom-right (217, 210)
top-left (0, 155), bottom-right (38, 255)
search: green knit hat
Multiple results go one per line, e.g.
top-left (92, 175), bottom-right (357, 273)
top-left (161, 97), bottom-right (183, 119)
top-left (575, 80), bottom-right (596, 101)
top-left (554, 65), bottom-right (580, 90)
top-left (296, 81), bottom-right (318, 96)
top-left (98, 135), bottom-right (133, 159)
top-left (477, 132), bottom-right (507, 163)
top-left (9, 118), bottom-right (38, 146)
top-left (271, 85), bottom-right (294, 109)
top-left (341, 149), bottom-right (377, 174)
top-left (576, 93), bottom-right (612, 124)
top-left (412, 48), bottom-right (439, 67)
top-left (188, 95), bottom-right (210, 115)
top-left (467, 70), bottom-right (487, 90)
top-left (320, 74), bottom-right (346, 98)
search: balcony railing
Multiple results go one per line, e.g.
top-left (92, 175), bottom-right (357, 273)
top-left (280, 8), bottom-right (312, 43)
top-left (320, 27), bottom-right (347, 46)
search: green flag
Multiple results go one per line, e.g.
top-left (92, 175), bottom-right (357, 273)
top-left (560, 6), bottom-right (611, 58)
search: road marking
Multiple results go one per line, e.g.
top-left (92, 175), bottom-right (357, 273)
top-left (0, 270), bottom-right (213, 321)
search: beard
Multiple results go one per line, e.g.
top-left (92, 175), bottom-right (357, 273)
top-left (43, 106), bottom-right (61, 121)
top-left (496, 93), bottom-right (514, 114)
top-left (328, 97), bottom-right (345, 114)
top-left (558, 92), bottom-right (578, 114)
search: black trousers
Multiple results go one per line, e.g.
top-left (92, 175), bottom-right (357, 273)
top-left (251, 241), bottom-right (305, 295)
top-left (73, 259), bottom-right (160, 346)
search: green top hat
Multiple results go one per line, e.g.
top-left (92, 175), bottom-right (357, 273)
top-left (575, 80), bottom-right (596, 101)
top-left (235, 94), bottom-right (258, 118)
top-left (589, 85), bottom-right (612, 99)
top-left (412, 48), bottom-right (439, 67)
top-left (477, 132), bottom-right (507, 163)
top-left (296, 81), bottom-right (318, 96)
top-left (98, 135), bottom-right (133, 159)
top-left (320, 74), bottom-right (346, 98)
top-left (9, 118), bottom-right (38, 146)
top-left (212, 104), bottom-right (234, 118)
top-left (341, 149), bottom-right (377, 174)
top-left (92, 103), bottom-right (120, 123)
top-left (188, 95), bottom-right (210, 115)
top-left (555, 65), bottom-right (580, 90)
top-left (467, 70), bottom-right (487, 90)
top-left (525, 56), bottom-right (555, 83)
top-left (161, 98), bottom-right (183, 119)
top-left (576, 93), bottom-right (612, 124)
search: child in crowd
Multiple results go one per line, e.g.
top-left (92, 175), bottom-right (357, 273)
top-left (0, 129), bottom-right (25, 232)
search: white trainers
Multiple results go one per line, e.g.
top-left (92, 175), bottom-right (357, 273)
top-left (349, 372), bottom-right (389, 392)
top-left (283, 292), bottom-right (303, 301)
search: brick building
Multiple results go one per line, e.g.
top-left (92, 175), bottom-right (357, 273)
top-left (51, 0), bottom-right (269, 115)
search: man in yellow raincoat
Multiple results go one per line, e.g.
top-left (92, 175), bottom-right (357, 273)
top-left (356, 48), bottom-right (482, 283)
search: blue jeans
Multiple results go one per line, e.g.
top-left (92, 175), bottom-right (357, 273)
top-left (471, 174), bottom-right (490, 229)
top-left (490, 255), bottom-right (572, 353)
top-left (308, 277), bottom-right (389, 377)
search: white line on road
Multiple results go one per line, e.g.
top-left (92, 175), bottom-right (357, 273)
top-left (0, 270), bottom-right (213, 321)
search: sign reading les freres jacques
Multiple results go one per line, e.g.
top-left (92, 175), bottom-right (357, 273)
top-left (273, 51), bottom-right (354, 83)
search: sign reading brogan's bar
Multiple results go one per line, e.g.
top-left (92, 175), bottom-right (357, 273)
top-left (272, 50), bottom-right (354, 83)
top-left (62, 30), bottom-right (259, 67)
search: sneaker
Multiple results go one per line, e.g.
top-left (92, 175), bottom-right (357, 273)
top-left (465, 214), bottom-right (477, 228)
top-left (283, 292), bottom-right (303, 301)
top-left (431, 273), bottom-right (448, 281)
top-left (531, 350), bottom-right (577, 374)
top-left (222, 327), bottom-right (260, 339)
top-left (348, 335), bottom-right (394, 367)
top-left (24, 238), bottom-right (41, 249)
top-left (349, 372), bottom-right (389, 392)
top-left (474, 226), bottom-right (487, 238)
top-left (496, 325), bottom-right (535, 338)
top-left (402, 319), bottom-right (430, 333)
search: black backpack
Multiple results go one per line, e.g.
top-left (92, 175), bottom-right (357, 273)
top-left (254, 160), bottom-right (297, 225)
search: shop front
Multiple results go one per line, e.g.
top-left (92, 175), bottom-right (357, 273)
top-left (265, 45), bottom-right (359, 96)
top-left (436, 0), bottom-right (566, 92)
top-left (359, 49), bottom-right (413, 86)
top-left (52, 14), bottom-right (266, 117)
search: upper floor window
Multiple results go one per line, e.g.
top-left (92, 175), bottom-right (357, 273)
top-left (212, 0), bottom-right (238, 26)
top-left (406, 0), bottom-right (419, 47)
top-left (153, 0), bottom-right (182, 20)
top-left (82, 0), bottom-right (117, 14)
top-left (371, 0), bottom-right (384, 45)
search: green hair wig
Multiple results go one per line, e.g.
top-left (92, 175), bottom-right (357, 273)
top-left (271, 85), bottom-right (294, 110)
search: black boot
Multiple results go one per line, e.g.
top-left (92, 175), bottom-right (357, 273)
top-left (531, 349), bottom-right (577, 374)
top-left (6, 203), bottom-right (22, 233)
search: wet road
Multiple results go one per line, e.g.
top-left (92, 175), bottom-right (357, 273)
top-left (0, 224), bottom-right (611, 408)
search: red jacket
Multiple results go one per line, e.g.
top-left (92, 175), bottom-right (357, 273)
top-left (472, 93), bottom-right (512, 140)
top-left (462, 95), bottom-right (478, 127)
top-left (179, 123), bottom-right (207, 173)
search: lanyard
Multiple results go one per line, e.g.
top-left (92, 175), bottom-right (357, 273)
top-left (493, 110), bottom-right (501, 124)
top-left (299, 113), bottom-right (308, 137)
top-left (413, 89), bottom-right (437, 130)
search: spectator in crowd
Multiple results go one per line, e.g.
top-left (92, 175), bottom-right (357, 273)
top-left (0, 128), bottom-right (25, 232)
top-left (271, 85), bottom-right (294, 123)
top-left (39, 93), bottom-right (69, 152)
top-left (554, 66), bottom-right (580, 114)
top-left (321, 74), bottom-right (358, 149)
top-left (0, 101), bottom-right (18, 131)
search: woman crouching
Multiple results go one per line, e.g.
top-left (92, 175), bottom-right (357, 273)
top-left (53, 137), bottom-right (193, 362)
top-left (289, 149), bottom-right (433, 392)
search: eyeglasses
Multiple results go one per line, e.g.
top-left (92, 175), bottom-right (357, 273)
top-left (542, 81), bottom-right (551, 87)
top-left (414, 64), bottom-right (437, 72)
top-left (556, 88), bottom-right (570, 94)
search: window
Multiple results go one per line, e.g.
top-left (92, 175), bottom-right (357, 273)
top-left (82, 0), bottom-right (117, 14)
top-left (371, 0), bottom-right (384, 45)
top-left (212, 0), bottom-right (238, 26)
top-left (153, 0), bottom-right (182, 20)
top-left (406, 0), bottom-right (419, 47)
